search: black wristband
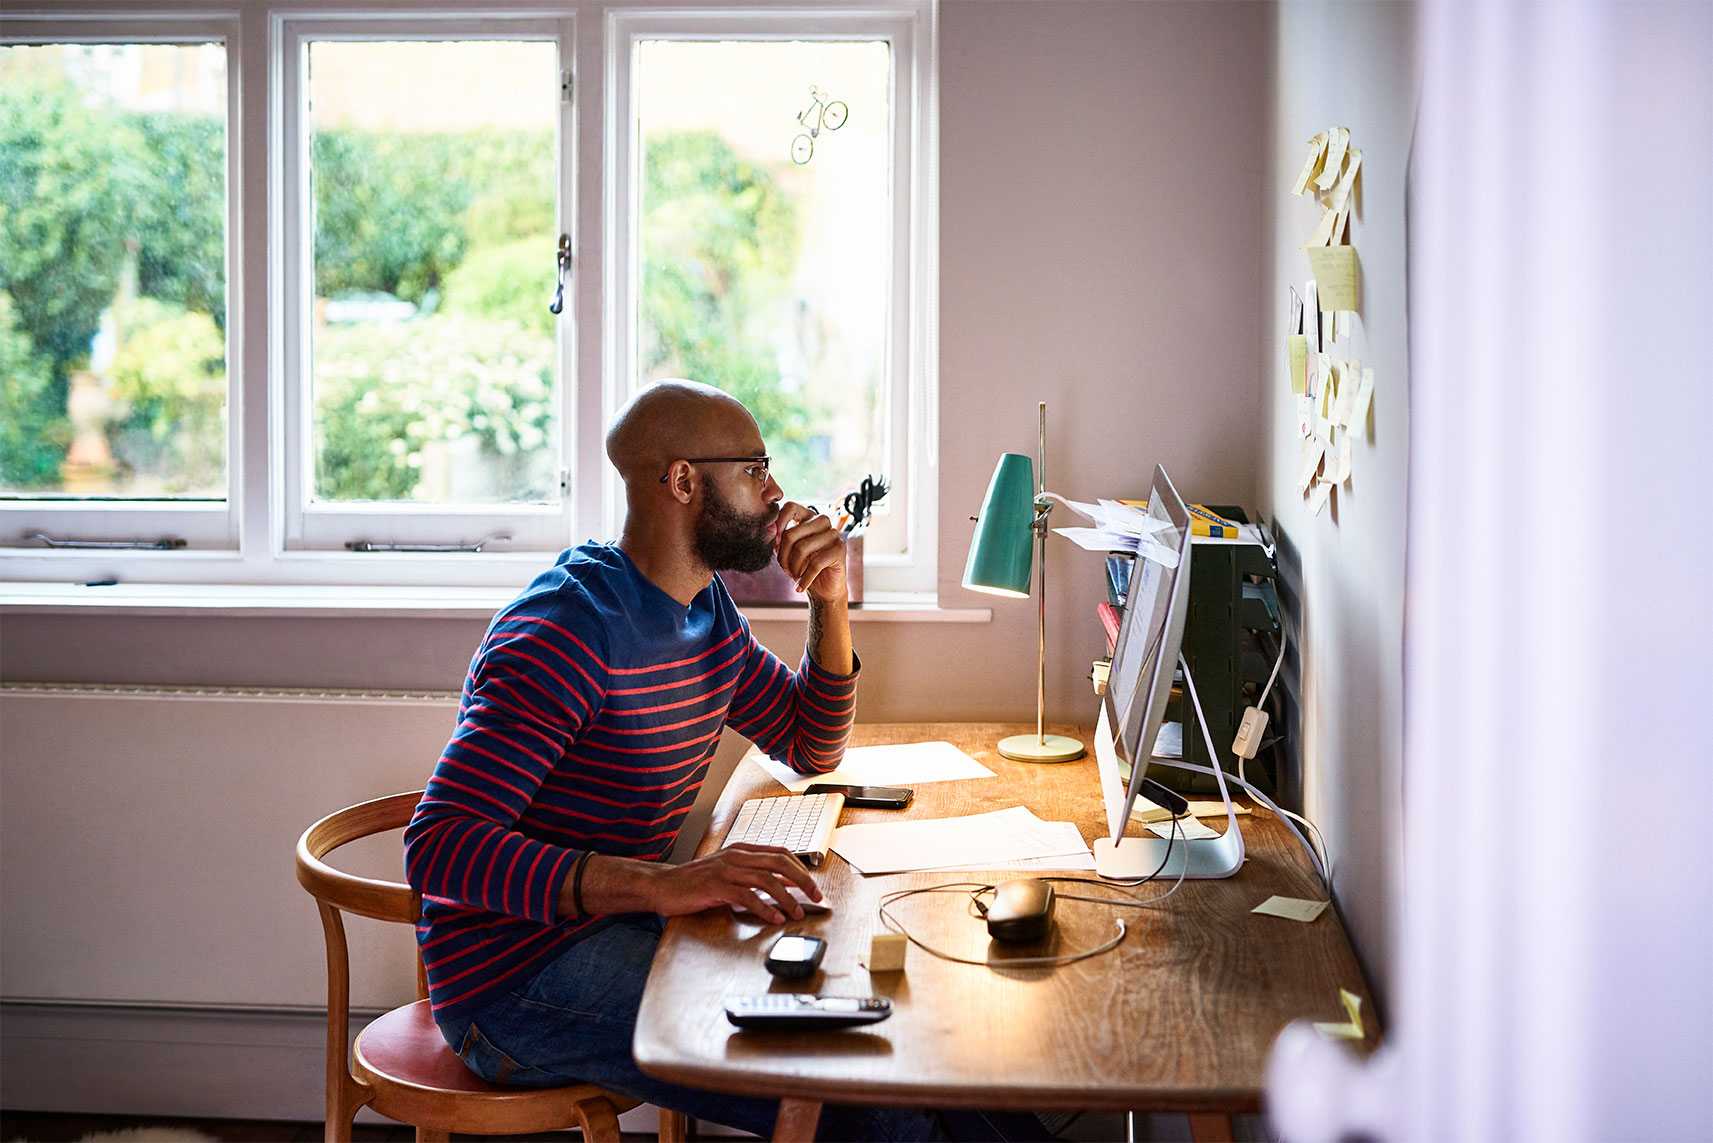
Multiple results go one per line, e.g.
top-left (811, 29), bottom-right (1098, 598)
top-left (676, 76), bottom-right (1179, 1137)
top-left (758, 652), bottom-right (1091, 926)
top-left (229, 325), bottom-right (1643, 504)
top-left (571, 850), bottom-right (595, 918)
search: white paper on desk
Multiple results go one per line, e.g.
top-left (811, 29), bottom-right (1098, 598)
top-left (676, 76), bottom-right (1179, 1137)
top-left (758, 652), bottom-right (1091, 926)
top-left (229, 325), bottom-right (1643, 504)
top-left (928, 850), bottom-right (1098, 873)
top-left (831, 805), bottom-right (1088, 875)
top-left (1146, 815), bottom-right (1221, 841)
top-left (746, 740), bottom-right (993, 793)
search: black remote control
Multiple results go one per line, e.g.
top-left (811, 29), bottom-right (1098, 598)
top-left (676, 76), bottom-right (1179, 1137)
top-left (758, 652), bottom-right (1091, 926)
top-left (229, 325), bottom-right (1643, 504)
top-left (724, 994), bottom-right (893, 1030)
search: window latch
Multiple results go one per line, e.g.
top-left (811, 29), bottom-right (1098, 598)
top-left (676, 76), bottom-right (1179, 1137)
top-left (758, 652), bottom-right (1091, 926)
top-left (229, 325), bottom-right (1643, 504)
top-left (28, 533), bottom-right (187, 551)
top-left (344, 534), bottom-right (510, 554)
top-left (549, 234), bottom-right (571, 315)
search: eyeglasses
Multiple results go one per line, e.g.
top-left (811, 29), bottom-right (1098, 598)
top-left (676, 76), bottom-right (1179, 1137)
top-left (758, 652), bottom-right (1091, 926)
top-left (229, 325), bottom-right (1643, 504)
top-left (659, 455), bottom-right (771, 484)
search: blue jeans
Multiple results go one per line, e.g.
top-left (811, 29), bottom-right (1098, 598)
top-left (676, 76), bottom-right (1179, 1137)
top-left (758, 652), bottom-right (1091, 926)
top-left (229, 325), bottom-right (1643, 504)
top-left (435, 915), bottom-right (947, 1141)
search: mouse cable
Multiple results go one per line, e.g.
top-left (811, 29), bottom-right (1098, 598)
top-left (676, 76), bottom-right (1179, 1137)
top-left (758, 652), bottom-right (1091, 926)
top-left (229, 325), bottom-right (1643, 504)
top-left (876, 882), bottom-right (1128, 969)
top-left (1021, 818), bottom-right (1194, 909)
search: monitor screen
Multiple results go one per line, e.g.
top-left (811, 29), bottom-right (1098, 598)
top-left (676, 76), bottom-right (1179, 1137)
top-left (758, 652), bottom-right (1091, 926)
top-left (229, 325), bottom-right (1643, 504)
top-left (1099, 464), bottom-right (1194, 834)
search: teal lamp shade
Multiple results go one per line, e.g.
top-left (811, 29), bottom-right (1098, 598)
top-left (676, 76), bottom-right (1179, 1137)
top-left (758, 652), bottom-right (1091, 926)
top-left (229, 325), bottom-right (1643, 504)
top-left (962, 453), bottom-right (1036, 598)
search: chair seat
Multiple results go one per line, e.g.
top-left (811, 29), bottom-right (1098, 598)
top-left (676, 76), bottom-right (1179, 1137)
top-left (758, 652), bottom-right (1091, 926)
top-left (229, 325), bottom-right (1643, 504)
top-left (354, 1000), bottom-right (633, 1137)
top-left (356, 1000), bottom-right (514, 1094)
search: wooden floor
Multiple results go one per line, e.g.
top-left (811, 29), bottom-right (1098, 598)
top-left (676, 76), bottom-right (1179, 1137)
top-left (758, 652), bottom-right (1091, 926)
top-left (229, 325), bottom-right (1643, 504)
top-left (0, 1111), bottom-right (654, 1142)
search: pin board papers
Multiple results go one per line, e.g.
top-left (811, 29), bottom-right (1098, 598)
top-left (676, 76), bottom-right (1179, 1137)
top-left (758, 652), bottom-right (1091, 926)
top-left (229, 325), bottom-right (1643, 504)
top-left (1285, 126), bottom-right (1374, 517)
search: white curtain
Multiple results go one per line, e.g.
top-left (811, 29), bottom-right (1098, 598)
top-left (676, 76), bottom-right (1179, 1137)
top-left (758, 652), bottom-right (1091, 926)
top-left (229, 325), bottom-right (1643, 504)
top-left (1272, 2), bottom-right (1713, 1138)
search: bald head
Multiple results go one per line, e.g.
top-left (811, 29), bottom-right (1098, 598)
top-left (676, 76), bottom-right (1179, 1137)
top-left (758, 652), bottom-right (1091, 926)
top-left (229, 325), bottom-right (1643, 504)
top-left (606, 379), bottom-right (761, 487)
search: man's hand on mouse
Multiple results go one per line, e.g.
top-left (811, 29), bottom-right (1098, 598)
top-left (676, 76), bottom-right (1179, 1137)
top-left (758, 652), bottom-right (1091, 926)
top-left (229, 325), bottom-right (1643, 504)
top-left (573, 845), bottom-right (822, 925)
top-left (772, 501), bottom-right (848, 603)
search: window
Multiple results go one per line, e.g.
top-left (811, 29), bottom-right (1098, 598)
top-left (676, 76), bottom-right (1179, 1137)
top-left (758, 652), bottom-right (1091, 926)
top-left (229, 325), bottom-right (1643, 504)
top-left (0, 23), bottom-right (237, 549)
top-left (611, 7), bottom-right (938, 590)
top-left (0, 3), bottom-right (935, 595)
top-left (278, 21), bottom-right (573, 555)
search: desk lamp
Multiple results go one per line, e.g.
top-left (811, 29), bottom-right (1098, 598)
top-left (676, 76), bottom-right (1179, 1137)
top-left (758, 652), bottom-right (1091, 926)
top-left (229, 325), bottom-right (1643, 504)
top-left (962, 402), bottom-right (1086, 763)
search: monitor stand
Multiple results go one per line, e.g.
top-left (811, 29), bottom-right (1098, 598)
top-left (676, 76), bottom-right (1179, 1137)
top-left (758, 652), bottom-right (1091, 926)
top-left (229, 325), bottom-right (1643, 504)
top-left (1090, 688), bottom-right (1246, 880)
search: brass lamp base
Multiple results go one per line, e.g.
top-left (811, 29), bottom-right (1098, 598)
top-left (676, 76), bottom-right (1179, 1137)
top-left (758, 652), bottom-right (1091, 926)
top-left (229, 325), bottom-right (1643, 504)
top-left (997, 733), bottom-right (1086, 763)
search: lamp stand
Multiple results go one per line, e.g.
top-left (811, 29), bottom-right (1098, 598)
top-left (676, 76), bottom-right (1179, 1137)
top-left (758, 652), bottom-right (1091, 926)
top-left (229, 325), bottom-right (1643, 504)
top-left (998, 402), bottom-right (1086, 764)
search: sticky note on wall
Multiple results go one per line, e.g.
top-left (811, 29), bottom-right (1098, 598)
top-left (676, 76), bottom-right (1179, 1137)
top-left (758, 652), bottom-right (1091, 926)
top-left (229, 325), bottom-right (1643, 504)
top-left (1307, 245), bottom-right (1359, 311)
top-left (1288, 335), bottom-right (1307, 395)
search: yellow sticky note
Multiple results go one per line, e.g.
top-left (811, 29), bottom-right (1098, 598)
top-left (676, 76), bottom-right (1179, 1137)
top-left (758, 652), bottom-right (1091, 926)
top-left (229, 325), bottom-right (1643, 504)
top-left (1307, 475), bottom-right (1333, 516)
top-left (1307, 246), bottom-right (1359, 311)
top-left (1288, 335), bottom-right (1307, 395)
top-left (1352, 367), bottom-right (1376, 432)
top-left (1301, 207), bottom-right (1338, 250)
top-left (1314, 989), bottom-right (1364, 1040)
top-left (1316, 127), bottom-right (1350, 191)
top-left (1330, 147), bottom-right (1363, 215)
top-left (1295, 438), bottom-right (1325, 495)
top-left (1291, 131), bottom-right (1330, 196)
top-left (1252, 895), bottom-right (1330, 923)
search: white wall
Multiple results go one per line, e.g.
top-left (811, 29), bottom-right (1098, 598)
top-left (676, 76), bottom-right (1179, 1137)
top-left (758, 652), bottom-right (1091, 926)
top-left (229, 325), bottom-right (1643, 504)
top-left (1260, 0), bottom-right (1415, 1010)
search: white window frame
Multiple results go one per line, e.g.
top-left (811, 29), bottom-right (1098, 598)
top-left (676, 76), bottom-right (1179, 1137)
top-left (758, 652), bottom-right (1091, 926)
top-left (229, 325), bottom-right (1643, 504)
top-left (275, 13), bottom-right (577, 561)
top-left (607, 2), bottom-right (938, 595)
top-left (0, 1), bottom-right (937, 596)
top-left (0, 14), bottom-right (244, 556)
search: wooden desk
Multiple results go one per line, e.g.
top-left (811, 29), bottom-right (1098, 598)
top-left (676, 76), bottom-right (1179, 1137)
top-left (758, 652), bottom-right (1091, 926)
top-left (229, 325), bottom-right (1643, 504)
top-left (633, 723), bottom-right (1376, 1141)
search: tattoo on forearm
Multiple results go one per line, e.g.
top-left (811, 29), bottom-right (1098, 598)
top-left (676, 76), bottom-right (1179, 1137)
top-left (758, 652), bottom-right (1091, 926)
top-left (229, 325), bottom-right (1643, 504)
top-left (808, 599), bottom-right (825, 660)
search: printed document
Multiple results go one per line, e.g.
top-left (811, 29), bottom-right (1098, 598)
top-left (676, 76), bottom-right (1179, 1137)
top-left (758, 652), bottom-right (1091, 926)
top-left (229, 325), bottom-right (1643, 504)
top-left (831, 805), bottom-right (1091, 875)
top-left (747, 740), bottom-right (994, 793)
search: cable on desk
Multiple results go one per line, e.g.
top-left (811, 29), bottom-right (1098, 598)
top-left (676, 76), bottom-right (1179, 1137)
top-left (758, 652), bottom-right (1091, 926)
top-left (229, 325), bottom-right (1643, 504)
top-left (874, 820), bottom-right (1187, 969)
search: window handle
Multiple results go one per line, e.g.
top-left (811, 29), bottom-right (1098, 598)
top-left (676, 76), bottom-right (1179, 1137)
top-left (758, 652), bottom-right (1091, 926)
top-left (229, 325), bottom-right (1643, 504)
top-left (344, 534), bottom-right (510, 554)
top-left (28, 533), bottom-right (187, 551)
top-left (549, 234), bottom-right (571, 315)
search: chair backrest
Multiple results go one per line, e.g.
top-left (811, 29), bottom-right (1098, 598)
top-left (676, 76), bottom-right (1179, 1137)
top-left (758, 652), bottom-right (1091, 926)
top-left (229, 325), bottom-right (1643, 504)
top-left (295, 788), bottom-right (428, 1068)
top-left (296, 790), bottom-right (424, 925)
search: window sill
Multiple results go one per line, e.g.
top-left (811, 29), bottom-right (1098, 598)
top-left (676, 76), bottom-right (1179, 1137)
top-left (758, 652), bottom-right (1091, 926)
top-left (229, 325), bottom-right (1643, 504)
top-left (0, 582), bottom-right (991, 623)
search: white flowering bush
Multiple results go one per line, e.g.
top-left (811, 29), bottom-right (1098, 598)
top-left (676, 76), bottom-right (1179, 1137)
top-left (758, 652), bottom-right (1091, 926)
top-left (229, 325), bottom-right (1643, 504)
top-left (313, 314), bottom-right (556, 502)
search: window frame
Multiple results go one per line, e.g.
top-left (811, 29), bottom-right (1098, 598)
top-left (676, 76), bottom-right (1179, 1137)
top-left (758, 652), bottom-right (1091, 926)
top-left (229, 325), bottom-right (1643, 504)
top-left (607, 3), bottom-right (939, 595)
top-left (0, 1), bottom-right (937, 596)
top-left (0, 14), bottom-right (244, 555)
top-left (275, 14), bottom-right (577, 559)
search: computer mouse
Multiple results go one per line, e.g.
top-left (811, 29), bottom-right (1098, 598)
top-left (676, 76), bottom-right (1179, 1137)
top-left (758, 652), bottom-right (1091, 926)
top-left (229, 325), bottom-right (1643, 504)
top-left (985, 878), bottom-right (1055, 943)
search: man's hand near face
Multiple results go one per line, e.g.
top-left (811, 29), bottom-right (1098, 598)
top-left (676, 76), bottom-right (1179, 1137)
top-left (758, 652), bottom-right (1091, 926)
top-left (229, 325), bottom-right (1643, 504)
top-left (772, 501), bottom-right (854, 676)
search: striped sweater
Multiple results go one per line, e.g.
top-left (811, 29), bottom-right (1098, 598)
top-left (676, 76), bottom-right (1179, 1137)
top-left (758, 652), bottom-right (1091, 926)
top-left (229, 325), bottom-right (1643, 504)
top-left (403, 542), bottom-right (856, 1023)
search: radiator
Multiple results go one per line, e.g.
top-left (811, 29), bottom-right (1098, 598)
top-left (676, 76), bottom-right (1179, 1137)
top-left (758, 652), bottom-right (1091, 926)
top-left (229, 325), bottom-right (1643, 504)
top-left (0, 683), bottom-right (461, 1013)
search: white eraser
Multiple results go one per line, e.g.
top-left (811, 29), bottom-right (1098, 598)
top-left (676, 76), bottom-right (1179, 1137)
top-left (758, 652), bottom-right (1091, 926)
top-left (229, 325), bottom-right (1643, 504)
top-left (864, 932), bottom-right (907, 973)
top-left (1232, 707), bottom-right (1270, 760)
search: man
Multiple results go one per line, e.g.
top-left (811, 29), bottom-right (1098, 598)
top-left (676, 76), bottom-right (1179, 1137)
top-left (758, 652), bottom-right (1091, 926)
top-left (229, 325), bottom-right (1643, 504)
top-left (402, 380), bottom-right (945, 1139)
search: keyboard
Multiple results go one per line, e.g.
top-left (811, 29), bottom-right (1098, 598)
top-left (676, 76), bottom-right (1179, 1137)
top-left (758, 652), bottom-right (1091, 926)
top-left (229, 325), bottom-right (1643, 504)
top-left (721, 792), bottom-right (846, 867)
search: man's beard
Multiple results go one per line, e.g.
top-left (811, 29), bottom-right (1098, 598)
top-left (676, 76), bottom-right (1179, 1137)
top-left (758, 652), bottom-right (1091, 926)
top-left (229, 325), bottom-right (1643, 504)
top-left (694, 480), bottom-right (777, 574)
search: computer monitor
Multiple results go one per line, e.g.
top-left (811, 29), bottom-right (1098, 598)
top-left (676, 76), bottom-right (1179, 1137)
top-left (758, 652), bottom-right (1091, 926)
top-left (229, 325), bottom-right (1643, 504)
top-left (1090, 464), bottom-right (1244, 880)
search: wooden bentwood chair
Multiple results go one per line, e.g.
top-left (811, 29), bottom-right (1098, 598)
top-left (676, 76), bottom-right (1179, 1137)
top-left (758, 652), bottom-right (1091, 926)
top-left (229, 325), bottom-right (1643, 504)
top-left (295, 790), bottom-right (687, 1143)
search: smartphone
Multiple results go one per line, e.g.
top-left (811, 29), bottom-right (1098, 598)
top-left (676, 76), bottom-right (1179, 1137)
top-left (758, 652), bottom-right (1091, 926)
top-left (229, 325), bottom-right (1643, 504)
top-left (764, 933), bottom-right (827, 980)
top-left (803, 783), bottom-right (913, 809)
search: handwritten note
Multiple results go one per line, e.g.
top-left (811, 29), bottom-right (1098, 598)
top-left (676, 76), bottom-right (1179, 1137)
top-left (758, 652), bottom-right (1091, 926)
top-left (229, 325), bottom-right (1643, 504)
top-left (1315, 127), bottom-right (1350, 192)
top-left (1288, 335), bottom-right (1307, 395)
top-left (1307, 245), bottom-right (1358, 311)
top-left (1352, 367), bottom-right (1376, 432)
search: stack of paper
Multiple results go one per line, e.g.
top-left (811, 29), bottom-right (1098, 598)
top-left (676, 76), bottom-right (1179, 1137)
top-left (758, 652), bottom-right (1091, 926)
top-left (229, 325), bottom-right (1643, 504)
top-left (1051, 498), bottom-right (1181, 567)
top-left (830, 805), bottom-right (1094, 875)
top-left (747, 740), bottom-right (994, 793)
